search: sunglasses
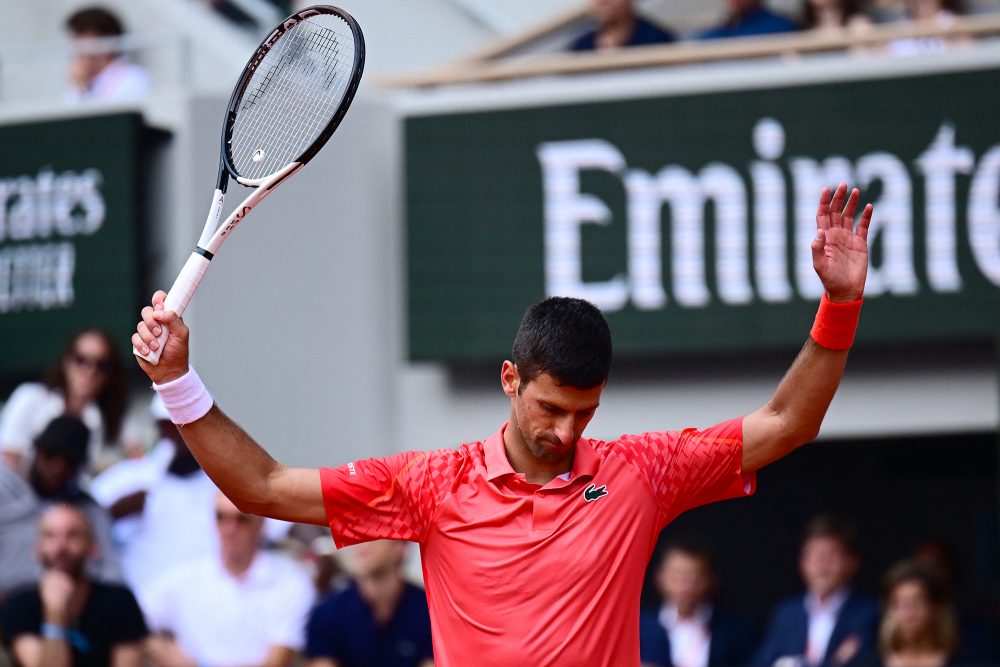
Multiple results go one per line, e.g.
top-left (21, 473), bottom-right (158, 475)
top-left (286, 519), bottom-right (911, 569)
top-left (70, 353), bottom-right (112, 374)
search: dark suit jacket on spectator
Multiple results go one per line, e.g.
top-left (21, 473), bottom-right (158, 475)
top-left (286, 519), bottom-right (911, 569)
top-left (640, 607), bottom-right (758, 667)
top-left (699, 7), bottom-right (797, 40)
top-left (754, 591), bottom-right (879, 667)
top-left (570, 17), bottom-right (676, 51)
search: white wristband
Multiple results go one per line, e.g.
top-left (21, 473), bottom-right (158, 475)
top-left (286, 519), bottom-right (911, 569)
top-left (153, 366), bottom-right (213, 425)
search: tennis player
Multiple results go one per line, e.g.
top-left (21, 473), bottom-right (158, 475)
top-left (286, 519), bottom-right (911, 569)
top-left (132, 184), bottom-right (871, 667)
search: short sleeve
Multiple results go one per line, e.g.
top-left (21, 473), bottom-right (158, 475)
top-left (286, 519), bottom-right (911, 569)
top-left (304, 598), bottom-right (341, 658)
top-left (321, 449), bottom-right (458, 547)
top-left (1, 588), bottom-right (41, 647)
top-left (0, 384), bottom-right (45, 457)
top-left (261, 560), bottom-right (314, 651)
top-left (615, 417), bottom-right (754, 527)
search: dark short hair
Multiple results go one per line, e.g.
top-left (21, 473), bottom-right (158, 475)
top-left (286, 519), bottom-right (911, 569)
top-left (660, 539), bottom-right (716, 573)
top-left (34, 416), bottom-right (90, 469)
top-left (802, 514), bottom-right (858, 554)
top-left (66, 6), bottom-right (125, 36)
top-left (511, 297), bottom-right (612, 389)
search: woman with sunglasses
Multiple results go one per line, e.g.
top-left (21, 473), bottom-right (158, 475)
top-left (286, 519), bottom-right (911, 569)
top-left (0, 328), bottom-right (127, 474)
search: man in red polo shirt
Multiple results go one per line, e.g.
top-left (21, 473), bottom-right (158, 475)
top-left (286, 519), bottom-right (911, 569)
top-left (132, 185), bottom-right (872, 666)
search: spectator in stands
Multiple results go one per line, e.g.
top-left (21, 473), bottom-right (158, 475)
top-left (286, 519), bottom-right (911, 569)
top-left (19, 416), bottom-right (123, 585)
top-left (64, 6), bottom-right (151, 104)
top-left (570, 0), bottom-right (676, 51)
top-left (755, 515), bottom-right (878, 667)
top-left (640, 542), bottom-right (757, 667)
top-left (142, 492), bottom-right (314, 667)
top-left (1, 328), bottom-right (127, 474)
top-left (305, 540), bottom-right (433, 667)
top-left (871, 560), bottom-right (960, 667)
top-left (0, 463), bottom-right (42, 599)
top-left (89, 395), bottom-right (218, 597)
top-left (802, 0), bottom-right (874, 33)
top-left (888, 0), bottom-right (971, 55)
top-left (699, 0), bottom-right (798, 39)
top-left (1, 503), bottom-right (147, 667)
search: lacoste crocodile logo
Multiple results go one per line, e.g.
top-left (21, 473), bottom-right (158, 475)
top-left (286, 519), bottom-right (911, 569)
top-left (583, 483), bottom-right (608, 503)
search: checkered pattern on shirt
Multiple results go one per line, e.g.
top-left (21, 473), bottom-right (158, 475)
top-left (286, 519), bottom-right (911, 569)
top-left (321, 445), bottom-right (478, 547)
top-left (606, 417), bottom-right (747, 527)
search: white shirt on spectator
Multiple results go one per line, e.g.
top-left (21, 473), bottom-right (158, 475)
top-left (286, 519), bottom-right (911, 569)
top-left (141, 550), bottom-right (314, 667)
top-left (65, 58), bottom-right (150, 104)
top-left (659, 603), bottom-right (712, 667)
top-left (0, 383), bottom-right (104, 469)
top-left (804, 588), bottom-right (849, 664)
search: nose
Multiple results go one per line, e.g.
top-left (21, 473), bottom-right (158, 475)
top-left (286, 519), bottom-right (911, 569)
top-left (554, 416), bottom-right (574, 446)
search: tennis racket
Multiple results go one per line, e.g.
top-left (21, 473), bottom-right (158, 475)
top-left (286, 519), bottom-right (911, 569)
top-left (134, 5), bottom-right (364, 364)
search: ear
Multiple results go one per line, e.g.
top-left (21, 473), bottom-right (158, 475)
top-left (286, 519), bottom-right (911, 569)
top-left (501, 361), bottom-right (520, 398)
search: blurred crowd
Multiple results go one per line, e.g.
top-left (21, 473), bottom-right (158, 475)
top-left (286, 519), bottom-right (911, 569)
top-left (0, 328), bottom-right (997, 667)
top-left (570, 0), bottom-right (977, 52)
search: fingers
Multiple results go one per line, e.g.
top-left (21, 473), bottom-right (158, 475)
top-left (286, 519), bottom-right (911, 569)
top-left (857, 203), bottom-right (873, 242)
top-left (829, 183), bottom-right (848, 227)
top-left (816, 186), bottom-right (832, 230)
top-left (152, 290), bottom-right (167, 310)
top-left (841, 188), bottom-right (860, 223)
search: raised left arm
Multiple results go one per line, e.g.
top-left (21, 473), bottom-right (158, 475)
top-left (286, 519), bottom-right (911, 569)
top-left (742, 184), bottom-right (872, 473)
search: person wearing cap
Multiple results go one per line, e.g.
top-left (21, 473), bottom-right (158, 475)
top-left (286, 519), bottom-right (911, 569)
top-left (89, 396), bottom-right (218, 598)
top-left (1, 503), bottom-right (147, 667)
top-left (2, 417), bottom-right (124, 601)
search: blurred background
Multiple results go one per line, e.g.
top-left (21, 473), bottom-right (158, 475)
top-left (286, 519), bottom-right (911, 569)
top-left (1, 0), bottom-right (999, 658)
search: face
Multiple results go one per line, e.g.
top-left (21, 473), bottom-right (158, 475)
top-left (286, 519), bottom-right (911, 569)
top-left (800, 536), bottom-right (858, 599)
top-left (888, 580), bottom-right (934, 642)
top-left (70, 32), bottom-right (115, 82)
top-left (728, 0), bottom-right (761, 13)
top-left (37, 505), bottom-right (94, 577)
top-left (502, 362), bottom-right (602, 465)
top-left (349, 540), bottom-right (405, 608)
top-left (657, 551), bottom-right (713, 613)
top-left (214, 494), bottom-right (263, 562)
top-left (32, 450), bottom-right (79, 495)
top-left (63, 332), bottom-right (112, 401)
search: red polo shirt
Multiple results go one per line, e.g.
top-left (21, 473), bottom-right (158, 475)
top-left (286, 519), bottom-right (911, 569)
top-left (320, 418), bottom-right (753, 667)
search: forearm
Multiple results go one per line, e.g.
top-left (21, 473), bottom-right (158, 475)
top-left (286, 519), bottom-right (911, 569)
top-left (179, 404), bottom-right (282, 512)
top-left (743, 338), bottom-right (849, 471)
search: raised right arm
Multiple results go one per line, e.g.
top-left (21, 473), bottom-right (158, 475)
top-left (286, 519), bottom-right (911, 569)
top-left (132, 291), bottom-right (326, 525)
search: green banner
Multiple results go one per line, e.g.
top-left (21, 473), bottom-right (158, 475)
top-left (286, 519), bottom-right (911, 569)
top-left (406, 68), bottom-right (1000, 361)
top-left (0, 113), bottom-right (143, 376)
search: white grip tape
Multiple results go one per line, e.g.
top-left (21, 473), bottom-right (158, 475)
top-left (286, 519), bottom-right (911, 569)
top-left (133, 252), bottom-right (212, 365)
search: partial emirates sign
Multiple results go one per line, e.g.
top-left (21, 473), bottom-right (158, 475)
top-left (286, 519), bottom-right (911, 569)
top-left (0, 114), bottom-right (142, 376)
top-left (406, 68), bottom-right (1000, 361)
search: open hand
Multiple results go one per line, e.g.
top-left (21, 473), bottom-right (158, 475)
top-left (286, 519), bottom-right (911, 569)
top-left (811, 183), bottom-right (872, 303)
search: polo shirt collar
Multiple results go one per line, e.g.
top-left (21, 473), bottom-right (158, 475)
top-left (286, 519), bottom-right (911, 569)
top-left (484, 422), bottom-right (600, 483)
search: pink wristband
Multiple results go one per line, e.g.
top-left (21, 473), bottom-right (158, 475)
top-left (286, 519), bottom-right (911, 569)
top-left (153, 366), bottom-right (213, 425)
top-left (810, 294), bottom-right (863, 350)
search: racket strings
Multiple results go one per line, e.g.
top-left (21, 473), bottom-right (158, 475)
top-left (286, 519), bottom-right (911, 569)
top-left (230, 14), bottom-right (355, 181)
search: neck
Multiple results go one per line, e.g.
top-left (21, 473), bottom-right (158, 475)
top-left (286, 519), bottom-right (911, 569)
top-left (503, 422), bottom-right (572, 485)
top-left (222, 550), bottom-right (256, 578)
top-left (675, 602), bottom-right (701, 620)
top-left (595, 12), bottom-right (638, 49)
top-left (813, 586), bottom-right (845, 604)
top-left (816, 6), bottom-right (842, 26)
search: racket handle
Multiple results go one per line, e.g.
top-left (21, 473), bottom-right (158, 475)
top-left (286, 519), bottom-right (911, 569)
top-left (133, 252), bottom-right (212, 365)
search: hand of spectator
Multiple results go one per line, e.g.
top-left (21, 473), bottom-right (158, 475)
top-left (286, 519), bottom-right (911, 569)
top-left (811, 183), bottom-right (872, 303)
top-left (132, 290), bottom-right (191, 385)
top-left (39, 569), bottom-right (77, 624)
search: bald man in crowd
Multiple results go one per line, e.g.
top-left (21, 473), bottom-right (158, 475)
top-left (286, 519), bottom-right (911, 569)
top-left (1, 504), bottom-right (147, 667)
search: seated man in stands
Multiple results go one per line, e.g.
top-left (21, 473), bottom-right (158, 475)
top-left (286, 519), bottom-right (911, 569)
top-left (306, 540), bottom-right (434, 667)
top-left (141, 492), bottom-right (314, 667)
top-left (570, 0), bottom-right (675, 51)
top-left (1, 504), bottom-right (147, 667)
top-left (640, 542), bottom-right (757, 667)
top-left (699, 0), bottom-right (798, 39)
top-left (755, 515), bottom-right (878, 667)
top-left (64, 6), bottom-right (150, 103)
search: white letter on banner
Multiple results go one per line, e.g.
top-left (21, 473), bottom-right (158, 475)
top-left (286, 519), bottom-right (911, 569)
top-left (657, 167), bottom-right (710, 307)
top-left (537, 140), bottom-right (628, 311)
top-left (790, 157), bottom-right (854, 299)
top-left (856, 152), bottom-right (918, 296)
top-left (751, 118), bottom-right (792, 303)
top-left (701, 163), bottom-right (751, 305)
top-left (968, 145), bottom-right (1000, 286)
top-left (916, 123), bottom-right (973, 292)
top-left (624, 168), bottom-right (667, 309)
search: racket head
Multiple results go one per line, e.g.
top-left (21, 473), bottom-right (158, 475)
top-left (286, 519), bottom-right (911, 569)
top-left (221, 5), bottom-right (365, 185)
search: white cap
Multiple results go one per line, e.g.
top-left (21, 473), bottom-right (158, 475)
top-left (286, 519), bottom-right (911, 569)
top-left (150, 393), bottom-right (171, 422)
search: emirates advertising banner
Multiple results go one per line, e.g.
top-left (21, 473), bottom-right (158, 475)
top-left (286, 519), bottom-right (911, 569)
top-left (405, 67), bottom-right (1000, 361)
top-left (0, 113), bottom-right (142, 375)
